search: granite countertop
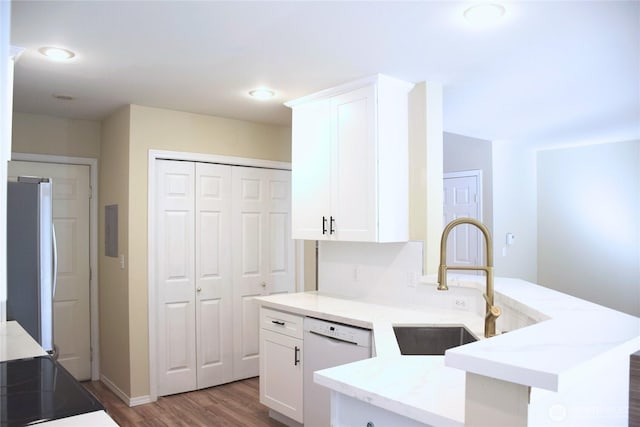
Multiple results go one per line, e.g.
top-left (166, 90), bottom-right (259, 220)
top-left (255, 276), bottom-right (640, 426)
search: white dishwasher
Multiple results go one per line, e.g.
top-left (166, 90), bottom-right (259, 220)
top-left (303, 317), bottom-right (372, 427)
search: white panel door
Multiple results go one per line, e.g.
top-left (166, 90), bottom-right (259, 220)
top-left (194, 162), bottom-right (233, 388)
top-left (8, 161), bottom-right (91, 380)
top-left (232, 167), bottom-right (293, 380)
top-left (156, 160), bottom-right (197, 396)
top-left (331, 85), bottom-right (377, 242)
top-left (443, 173), bottom-right (481, 269)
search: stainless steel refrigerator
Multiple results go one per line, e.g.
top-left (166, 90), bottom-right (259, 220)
top-left (6, 176), bottom-right (57, 354)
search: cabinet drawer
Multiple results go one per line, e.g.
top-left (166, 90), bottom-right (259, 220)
top-left (260, 307), bottom-right (303, 339)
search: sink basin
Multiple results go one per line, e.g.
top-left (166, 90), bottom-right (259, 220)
top-left (393, 326), bottom-right (478, 355)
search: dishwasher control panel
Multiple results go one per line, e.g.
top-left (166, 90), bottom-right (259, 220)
top-left (304, 317), bottom-right (372, 347)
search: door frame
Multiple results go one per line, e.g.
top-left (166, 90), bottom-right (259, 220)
top-left (147, 149), bottom-right (294, 402)
top-left (11, 152), bottom-right (100, 381)
top-left (443, 169), bottom-right (483, 264)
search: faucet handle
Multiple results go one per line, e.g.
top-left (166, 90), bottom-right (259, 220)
top-left (489, 305), bottom-right (501, 318)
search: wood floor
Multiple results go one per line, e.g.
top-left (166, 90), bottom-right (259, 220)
top-left (83, 377), bottom-right (285, 427)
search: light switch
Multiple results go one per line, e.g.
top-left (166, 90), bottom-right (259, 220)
top-left (506, 232), bottom-right (516, 246)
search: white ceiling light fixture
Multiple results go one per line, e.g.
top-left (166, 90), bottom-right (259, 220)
top-left (463, 3), bottom-right (506, 26)
top-left (249, 88), bottom-right (276, 101)
top-left (38, 46), bottom-right (76, 61)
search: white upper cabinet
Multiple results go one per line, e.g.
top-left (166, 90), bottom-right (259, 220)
top-left (286, 74), bottom-right (414, 242)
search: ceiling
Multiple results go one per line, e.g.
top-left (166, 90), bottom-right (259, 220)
top-left (9, 1), bottom-right (640, 147)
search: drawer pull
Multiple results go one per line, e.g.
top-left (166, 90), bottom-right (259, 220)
top-left (271, 320), bottom-right (285, 326)
top-left (294, 346), bottom-right (300, 366)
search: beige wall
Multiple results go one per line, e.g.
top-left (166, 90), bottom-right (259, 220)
top-left (303, 240), bottom-right (317, 291)
top-left (12, 112), bottom-right (101, 158)
top-left (443, 132), bottom-right (494, 234)
top-left (408, 82), bottom-right (443, 274)
top-left (99, 106), bottom-right (132, 395)
top-left (127, 105), bottom-right (291, 397)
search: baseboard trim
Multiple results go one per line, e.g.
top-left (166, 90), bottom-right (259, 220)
top-left (100, 374), bottom-right (154, 407)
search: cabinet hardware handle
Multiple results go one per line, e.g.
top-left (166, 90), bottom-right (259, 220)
top-left (271, 320), bottom-right (285, 326)
top-left (322, 216), bottom-right (328, 235)
top-left (196, 287), bottom-right (202, 292)
top-left (260, 281), bottom-right (266, 288)
top-left (330, 216), bottom-right (335, 234)
top-left (294, 346), bottom-right (300, 366)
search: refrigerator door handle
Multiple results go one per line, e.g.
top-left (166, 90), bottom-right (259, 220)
top-left (52, 223), bottom-right (58, 297)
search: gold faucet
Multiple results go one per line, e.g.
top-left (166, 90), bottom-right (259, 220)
top-left (437, 218), bottom-right (501, 338)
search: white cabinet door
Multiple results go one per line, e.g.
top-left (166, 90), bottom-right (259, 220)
top-left (259, 329), bottom-right (303, 423)
top-left (333, 393), bottom-right (426, 427)
top-left (156, 160), bottom-right (197, 396)
top-left (194, 163), bottom-right (233, 388)
top-left (232, 167), bottom-right (294, 380)
top-left (331, 84), bottom-right (377, 242)
top-left (291, 98), bottom-right (332, 240)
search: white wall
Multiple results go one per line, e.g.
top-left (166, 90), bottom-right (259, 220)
top-left (537, 140), bottom-right (640, 316)
top-left (317, 241), bottom-right (424, 306)
top-left (492, 141), bottom-right (538, 281)
top-left (0, 2), bottom-right (12, 322)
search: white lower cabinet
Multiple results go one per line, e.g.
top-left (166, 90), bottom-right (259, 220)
top-left (259, 307), bottom-right (304, 424)
top-left (333, 392), bottom-right (428, 427)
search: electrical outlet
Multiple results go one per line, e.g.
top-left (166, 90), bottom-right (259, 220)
top-left (453, 296), bottom-right (471, 310)
top-left (407, 271), bottom-right (417, 288)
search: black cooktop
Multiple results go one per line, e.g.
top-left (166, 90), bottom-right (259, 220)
top-left (0, 356), bottom-right (104, 426)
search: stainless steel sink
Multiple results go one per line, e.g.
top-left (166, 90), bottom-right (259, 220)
top-left (393, 326), bottom-right (478, 355)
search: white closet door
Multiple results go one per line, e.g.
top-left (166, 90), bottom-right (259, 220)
top-left (194, 162), bottom-right (233, 388)
top-left (232, 167), bottom-right (293, 380)
top-left (156, 160), bottom-right (197, 396)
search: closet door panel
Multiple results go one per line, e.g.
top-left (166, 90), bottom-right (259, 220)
top-left (156, 160), bottom-right (197, 396)
top-left (232, 167), bottom-right (264, 380)
top-left (265, 170), bottom-right (294, 295)
top-left (232, 167), bottom-right (294, 380)
top-left (195, 163), bottom-right (233, 389)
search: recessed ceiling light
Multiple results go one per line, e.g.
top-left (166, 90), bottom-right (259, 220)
top-left (463, 3), bottom-right (506, 26)
top-left (38, 46), bottom-right (76, 61)
top-left (249, 88), bottom-right (275, 100)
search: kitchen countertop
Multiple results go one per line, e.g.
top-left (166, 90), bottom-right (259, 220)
top-left (256, 291), bottom-right (485, 426)
top-left (255, 276), bottom-right (640, 426)
top-left (0, 320), bottom-right (47, 362)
